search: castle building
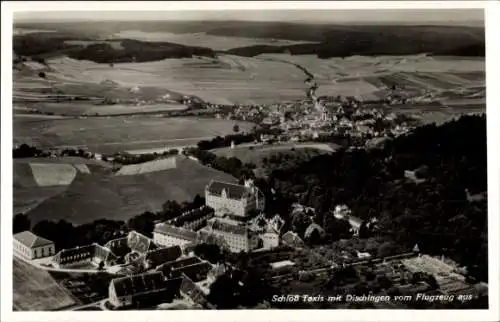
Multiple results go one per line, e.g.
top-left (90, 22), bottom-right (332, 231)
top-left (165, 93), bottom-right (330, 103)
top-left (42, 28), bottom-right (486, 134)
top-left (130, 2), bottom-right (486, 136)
top-left (205, 180), bottom-right (264, 218)
top-left (13, 231), bottom-right (55, 260)
top-left (201, 218), bottom-right (259, 253)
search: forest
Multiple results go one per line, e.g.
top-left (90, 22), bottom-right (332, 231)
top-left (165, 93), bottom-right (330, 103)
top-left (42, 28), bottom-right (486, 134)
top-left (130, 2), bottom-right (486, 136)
top-left (257, 114), bottom-right (488, 282)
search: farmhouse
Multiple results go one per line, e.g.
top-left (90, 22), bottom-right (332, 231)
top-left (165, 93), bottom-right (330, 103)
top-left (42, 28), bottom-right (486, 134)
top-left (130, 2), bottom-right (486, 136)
top-left (52, 243), bottom-right (118, 268)
top-left (205, 179), bottom-right (264, 218)
top-left (108, 271), bottom-right (182, 308)
top-left (153, 223), bottom-right (198, 247)
top-left (13, 231), bottom-right (55, 260)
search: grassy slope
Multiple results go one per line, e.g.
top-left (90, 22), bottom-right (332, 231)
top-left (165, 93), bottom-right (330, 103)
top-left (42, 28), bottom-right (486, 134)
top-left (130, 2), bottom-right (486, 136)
top-left (25, 156), bottom-right (237, 225)
top-left (13, 258), bottom-right (77, 311)
top-left (13, 158), bottom-right (113, 214)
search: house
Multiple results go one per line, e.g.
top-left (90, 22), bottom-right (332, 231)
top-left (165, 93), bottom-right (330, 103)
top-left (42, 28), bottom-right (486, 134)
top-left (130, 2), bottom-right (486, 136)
top-left (108, 271), bottom-right (182, 308)
top-left (143, 246), bottom-right (183, 270)
top-left (205, 180), bottom-right (263, 218)
top-left (153, 223), bottom-right (198, 247)
top-left (105, 231), bottom-right (157, 259)
top-left (259, 226), bottom-right (280, 250)
top-left (52, 243), bottom-right (118, 268)
top-left (156, 257), bottom-right (203, 277)
top-left (13, 231), bottom-right (55, 260)
top-left (171, 262), bottom-right (213, 282)
top-left (281, 231), bottom-right (305, 248)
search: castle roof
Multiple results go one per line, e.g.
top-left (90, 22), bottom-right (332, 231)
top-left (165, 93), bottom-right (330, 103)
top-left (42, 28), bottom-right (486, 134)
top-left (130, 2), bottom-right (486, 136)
top-left (206, 180), bottom-right (250, 200)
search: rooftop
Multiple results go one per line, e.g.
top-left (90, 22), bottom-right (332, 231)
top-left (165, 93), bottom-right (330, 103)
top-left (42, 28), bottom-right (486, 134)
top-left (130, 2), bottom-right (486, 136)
top-left (206, 180), bottom-right (251, 200)
top-left (14, 231), bottom-right (53, 248)
top-left (110, 271), bottom-right (182, 298)
top-left (154, 223), bottom-right (198, 241)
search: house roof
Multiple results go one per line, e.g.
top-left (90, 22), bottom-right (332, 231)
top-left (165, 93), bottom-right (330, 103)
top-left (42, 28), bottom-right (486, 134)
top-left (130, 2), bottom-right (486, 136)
top-left (53, 243), bottom-right (118, 264)
top-left (206, 180), bottom-right (250, 200)
top-left (127, 231), bottom-right (157, 254)
top-left (154, 224), bottom-right (198, 241)
top-left (155, 257), bottom-right (202, 275)
top-left (282, 231), bottom-right (304, 247)
top-left (171, 262), bottom-right (213, 282)
top-left (145, 246), bottom-right (182, 267)
top-left (14, 231), bottom-right (53, 248)
top-left (304, 223), bottom-right (325, 239)
top-left (110, 271), bottom-right (166, 298)
top-left (210, 219), bottom-right (248, 236)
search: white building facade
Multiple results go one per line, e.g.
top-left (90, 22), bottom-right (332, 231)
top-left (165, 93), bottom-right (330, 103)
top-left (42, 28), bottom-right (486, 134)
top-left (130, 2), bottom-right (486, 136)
top-left (13, 231), bottom-right (55, 260)
top-left (153, 223), bottom-right (198, 248)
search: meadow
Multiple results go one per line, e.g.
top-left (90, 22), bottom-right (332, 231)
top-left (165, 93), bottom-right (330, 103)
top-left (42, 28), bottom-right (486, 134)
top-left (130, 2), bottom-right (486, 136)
top-left (212, 143), bottom-right (337, 175)
top-left (23, 156), bottom-right (237, 225)
top-left (13, 258), bottom-right (78, 311)
top-left (14, 115), bottom-right (253, 154)
top-left (13, 158), bottom-right (113, 214)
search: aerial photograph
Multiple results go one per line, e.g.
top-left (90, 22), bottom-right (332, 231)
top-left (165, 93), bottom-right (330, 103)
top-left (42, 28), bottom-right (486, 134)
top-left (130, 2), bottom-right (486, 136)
top-left (10, 7), bottom-right (488, 311)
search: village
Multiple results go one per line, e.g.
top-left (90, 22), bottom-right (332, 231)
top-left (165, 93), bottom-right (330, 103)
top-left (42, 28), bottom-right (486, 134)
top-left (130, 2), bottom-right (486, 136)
top-left (13, 172), bottom-right (488, 309)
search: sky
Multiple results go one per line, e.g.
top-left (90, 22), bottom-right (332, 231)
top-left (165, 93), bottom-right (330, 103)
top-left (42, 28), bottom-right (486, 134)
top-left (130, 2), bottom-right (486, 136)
top-left (15, 9), bottom-right (484, 26)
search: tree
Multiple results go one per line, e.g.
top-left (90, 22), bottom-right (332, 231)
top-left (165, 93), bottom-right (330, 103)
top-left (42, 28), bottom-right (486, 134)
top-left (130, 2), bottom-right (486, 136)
top-left (127, 212), bottom-right (155, 237)
top-left (233, 124), bottom-right (240, 133)
top-left (13, 214), bottom-right (31, 234)
top-left (291, 211), bottom-right (312, 239)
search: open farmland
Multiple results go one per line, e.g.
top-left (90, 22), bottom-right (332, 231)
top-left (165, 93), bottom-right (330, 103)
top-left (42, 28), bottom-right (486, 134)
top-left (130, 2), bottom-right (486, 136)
top-left (257, 54), bottom-right (485, 102)
top-left (24, 156), bottom-right (237, 225)
top-left (13, 258), bottom-right (78, 311)
top-left (110, 30), bottom-right (316, 50)
top-left (37, 55), bottom-right (307, 105)
top-left (14, 115), bottom-right (253, 154)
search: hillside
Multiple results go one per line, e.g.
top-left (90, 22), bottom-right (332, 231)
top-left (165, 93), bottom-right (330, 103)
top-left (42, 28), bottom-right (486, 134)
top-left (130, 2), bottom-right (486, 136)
top-left (13, 157), bottom-right (113, 214)
top-left (14, 33), bottom-right (217, 63)
top-left (25, 156), bottom-right (236, 225)
top-left (14, 23), bottom-right (484, 62)
top-left (13, 258), bottom-right (77, 311)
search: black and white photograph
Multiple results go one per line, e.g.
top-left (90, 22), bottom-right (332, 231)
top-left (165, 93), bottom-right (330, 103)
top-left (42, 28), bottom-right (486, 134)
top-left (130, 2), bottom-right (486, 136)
top-left (1, 1), bottom-right (499, 320)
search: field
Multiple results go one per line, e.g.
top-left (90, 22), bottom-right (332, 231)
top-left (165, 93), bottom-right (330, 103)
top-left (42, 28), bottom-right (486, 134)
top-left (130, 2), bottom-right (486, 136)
top-left (212, 143), bottom-right (337, 165)
top-left (24, 156), bottom-right (237, 225)
top-left (14, 115), bottom-right (254, 154)
top-left (13, 258), bottom-right (78, 311)
top-left (13, 157), bottom-right (113, 214)
top-left (110, 30), bottom-right (315, 51)
top-left (14, 52), bottom-right (485, 109)
top-left (257, 54), bottom-right (485, 103)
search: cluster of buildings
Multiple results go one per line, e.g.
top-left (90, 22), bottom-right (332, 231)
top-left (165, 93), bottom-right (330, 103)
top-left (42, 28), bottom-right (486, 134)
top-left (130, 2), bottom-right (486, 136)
top-left (152, 179), bottom-right (282, 254)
